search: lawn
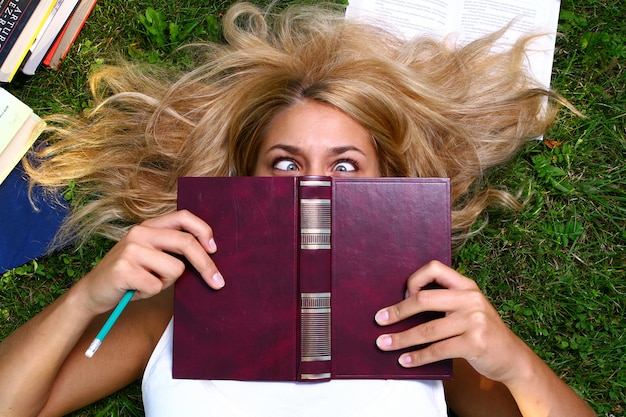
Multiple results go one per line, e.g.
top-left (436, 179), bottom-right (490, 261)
top-left (1, 0), bottom-right (624, 415)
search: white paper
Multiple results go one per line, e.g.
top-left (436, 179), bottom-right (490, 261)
top-left (346, 0), bottom-right (561, 88)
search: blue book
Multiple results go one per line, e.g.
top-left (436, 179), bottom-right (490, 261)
top-left (0, 161), bottom-right (67, 272)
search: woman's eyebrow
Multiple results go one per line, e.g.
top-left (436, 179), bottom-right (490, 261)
top-left (266, 144), bottom-right (302, 154)
top-left (266, 144), bottom-right (366, 156)
top-left (329, 145), bottom-right (366, 156)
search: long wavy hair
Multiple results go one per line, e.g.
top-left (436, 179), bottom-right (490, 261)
top-left (25, 2), bottom-right (568, 248)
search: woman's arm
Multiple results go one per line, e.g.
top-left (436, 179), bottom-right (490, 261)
top-left (0, 288), bottom-right (172, 417)
top-left (0, 282), bottom-right (107, 417)
top-left (375, 261), bottom-right (595, 417)
top-left (0, 210), bottom-right (223, 417)
top-left (443, 359), bottom-right (522, 417)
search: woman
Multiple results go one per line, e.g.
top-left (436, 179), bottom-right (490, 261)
top-left (0, 3), bottom-right (594, 416)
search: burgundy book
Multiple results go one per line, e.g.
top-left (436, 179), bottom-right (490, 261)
top-left (173, 176), bottom-right (452, 382)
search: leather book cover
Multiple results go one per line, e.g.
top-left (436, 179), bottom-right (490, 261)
top-left (173, 176), bottom-right (452, 381)
top-left (174, 176), bottom-right (299, 381)
top-left (331, 178), bottom-right (452, 379)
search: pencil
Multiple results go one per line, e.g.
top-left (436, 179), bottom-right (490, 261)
top-left (85, 289), bottom-right (136, 358)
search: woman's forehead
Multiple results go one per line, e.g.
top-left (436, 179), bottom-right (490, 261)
top-left (261, 100), bottom-right (375, 154)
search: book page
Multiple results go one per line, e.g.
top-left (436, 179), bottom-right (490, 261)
top-left (456, 0), bottom-right (554, 44)
top-left (455, 0), bottom-right (560, 88)
top-left (0, 88), bottom-right (33, 155)
top-left (345, 0), bottom-right (454, 38)
top-left (346, 0), bottom-right (560, 87)
top-left (0, 113), bottom-right (44, 185)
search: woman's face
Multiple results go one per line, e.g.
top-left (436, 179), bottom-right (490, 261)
top-left (254, 100), bottom-right (379, 177)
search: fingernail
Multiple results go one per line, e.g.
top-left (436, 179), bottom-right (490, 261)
top-left (212, 272), bottom-right (225, 288)
top-left (207, 238), bottom-right (217, 253)
top-left (399, 354), bottom-right (413, 367)
top-left (376, 335), bottom-right (392, 348)
top-left (375, 309), bottom-right (389, 324)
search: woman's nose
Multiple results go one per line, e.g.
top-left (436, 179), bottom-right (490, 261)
top-left (301, 163), bottom-right (328, 177)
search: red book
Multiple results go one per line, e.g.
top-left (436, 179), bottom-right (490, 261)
top-left (42, 0), bottom-right (96, 69)
top-left (173, 176), bottom-right (453, 382)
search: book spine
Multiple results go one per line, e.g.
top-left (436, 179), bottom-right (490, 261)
top-left (0, 0), bottom-right (40, 62)
top-left (297, 176), bottom-right (332, 382)
top-left (44, 0), bottom-right (97, 69)
top-left (22, 0), bottom-right (80, 75)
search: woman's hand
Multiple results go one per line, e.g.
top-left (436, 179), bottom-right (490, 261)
top-left (374, 260), bottom-right (526, 384)
top-left (374, 260), bottom-right (596, 417)
top-left (76, 209), bottom-right (224, 316)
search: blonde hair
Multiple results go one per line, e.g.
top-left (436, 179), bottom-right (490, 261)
top-left (26, 2), bottom-right (567, 248)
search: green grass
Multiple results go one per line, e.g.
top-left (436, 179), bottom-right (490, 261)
top-left (2, 0), bottom-right (625, 415)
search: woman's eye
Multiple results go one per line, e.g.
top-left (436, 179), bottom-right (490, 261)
top-left (274, 159), bottom-right (299, 171)
top-left (333, 161), bottom-right (357, 172)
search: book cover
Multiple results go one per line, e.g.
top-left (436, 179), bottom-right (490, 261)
top-left (0, 161), bottom-right (68, 272)
top-left (0, 0), bottom-right (41, 63)
top-left (173, 176), bottom-right (452, 382)
top-left (0, 0), bottom-right (57, 82)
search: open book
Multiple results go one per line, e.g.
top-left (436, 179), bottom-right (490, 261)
top-left (0, 88), bottom-right (45, 185)
top-left (0, 89), bottom-right (65, 273)
top-left (346, 0), bottom-right (561, 89)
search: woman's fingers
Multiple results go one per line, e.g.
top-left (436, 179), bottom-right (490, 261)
top-left (375, 289), bottom-right (487, 356)
top-left (375, 287), bottom-right (452, 326)
top-left (396, 335), bottom-right (476, 368)
top-left (141, 209), bottom-right (218, 255)
top-left (373, 260), bottom-right (523, 381)
top-left (140, 210), bottom-right (224, 289)
top-left (375, 289), bottom-right (500, 370)
top-left (405, 260), bottom-right (479, 293)
top-left (81, 210), bottom-right (225, 314)
top-left (126, 220), bottom-right (224, 290)
top-left (376, 312), bottom-right (464, 352)
top-left (375, 261), bottom-right (478, 327)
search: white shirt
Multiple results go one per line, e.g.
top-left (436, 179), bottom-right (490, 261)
top-left (142, 319), bottom-right (448, 417)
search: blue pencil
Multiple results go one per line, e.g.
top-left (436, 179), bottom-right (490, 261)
top-left (85, 289), bottom-right (136, 358)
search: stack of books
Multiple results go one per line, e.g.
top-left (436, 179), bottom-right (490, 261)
top-left (0, 86), bottom-right (67, 273)
top-left (0, 0), bottom-right (98, 83)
